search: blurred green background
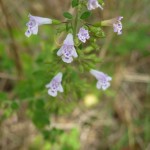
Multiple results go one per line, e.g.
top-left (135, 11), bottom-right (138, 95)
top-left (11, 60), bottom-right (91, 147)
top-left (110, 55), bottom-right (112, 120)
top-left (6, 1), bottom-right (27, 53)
top-left (0, 0), bottom-right (150, 150)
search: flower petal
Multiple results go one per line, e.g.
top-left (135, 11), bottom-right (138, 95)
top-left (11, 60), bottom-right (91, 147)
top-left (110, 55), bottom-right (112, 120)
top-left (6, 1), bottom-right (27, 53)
top-left (53, 72), bottom-right (63, 82)
top-left (117, 30), bottom-right (122, 35)
top-left (29, 14), bottom-right (52, 25)
top-left (58, 84), bottom-right (63, 92)
top-left (45, 83), bottom-right (51, 88)
top-left (62, 56), bottom-right (73, 63)
top-left (102, 82), bottom-right (110, 90)
top-left (72, 47), bottom-right (78, 58)
top-left (31, 25), bottom-right (38, 35)
top-left (57, 47), bottom-right (63, 56)
top-left (64, 33), bottom-right (74, 45)
top-left (96, 81), bottom-right (102, 89)
top-left (90, 69), bottom-right (102, 80)
top-left (87, 0), bottom-right (103, 10)
top-left (107, 76), bottom-right (112, 81)
top-left (25, 29), bottom-right (32, 37)
top-left (118, 16), bottom-right (123, 21)
top-left (48, 89), bottom-right (57, 97)
top-left (97, 3), bottom-right (103, 10)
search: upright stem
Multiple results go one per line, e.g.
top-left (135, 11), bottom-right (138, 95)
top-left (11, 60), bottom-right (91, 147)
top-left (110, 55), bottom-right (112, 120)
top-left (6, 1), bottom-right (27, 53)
top-left (73, 0), bottom-right (79, 38)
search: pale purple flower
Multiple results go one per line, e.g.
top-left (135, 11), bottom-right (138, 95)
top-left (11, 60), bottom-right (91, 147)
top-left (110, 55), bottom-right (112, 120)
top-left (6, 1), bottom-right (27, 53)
top-left (87, 0), bottom-right (103, 10)
top-left (46, 72), bottom-right (63, 97)
top-left (57, 33), bottom-right (78, 63)
top-left (101, 16), bottom-right (123, 35)
top-left (25, 14), bottom-right (52, 37)
top-left (113, 16), bottom-right (123, 35)
top-left (77, 27), bottom-right (90, 43)
top-left (90, 69), bottom-right (112, 90)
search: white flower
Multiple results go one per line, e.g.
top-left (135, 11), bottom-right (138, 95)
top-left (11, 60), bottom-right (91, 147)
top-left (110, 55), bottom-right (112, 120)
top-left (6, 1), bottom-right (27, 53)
top-left (90, 69), bottom-right (112, 90)
top-left (77, 27), bottom-right (90, 43)
top-left (25, 14), bottom-right (52, 37)
top-left (113, 16), bottom-right (123, 35)
top-left (57, 33), bottom-right (78, 63)
top-left (87, 0), bottom-right (103, 10)
top-left (101, 16), bottom-right (123, 35)
top-left (46, 72), bottom-right (63, 97)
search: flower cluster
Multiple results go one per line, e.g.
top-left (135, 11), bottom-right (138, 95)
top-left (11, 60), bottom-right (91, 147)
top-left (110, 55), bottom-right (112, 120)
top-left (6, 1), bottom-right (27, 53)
top-left (25, 1), bottom-right (123, 97)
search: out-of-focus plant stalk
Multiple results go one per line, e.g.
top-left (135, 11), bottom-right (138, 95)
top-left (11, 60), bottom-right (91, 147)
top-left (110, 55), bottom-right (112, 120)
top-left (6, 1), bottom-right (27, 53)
top-left (0, 0), bottom-right (23, 79)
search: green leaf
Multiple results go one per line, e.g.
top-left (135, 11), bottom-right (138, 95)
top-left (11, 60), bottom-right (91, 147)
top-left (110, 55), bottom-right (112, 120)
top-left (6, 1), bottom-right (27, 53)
top-left (11, 101), bottom-right (19, 110)
top-left (35, 99), bottom-right (45, 109)
top-left (63, 12), bottom-right (73, 19)
top-left (78, 43), bottom-right (83, 50)
top-left (32, 109), bottom-right (50, 129)
top-left (72, 0), bottom-right (79, 7)
top-left (80, 11), bottom-right (91, 19)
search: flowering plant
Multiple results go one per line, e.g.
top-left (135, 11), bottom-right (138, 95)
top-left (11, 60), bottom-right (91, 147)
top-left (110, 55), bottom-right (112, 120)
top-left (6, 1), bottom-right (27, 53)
top-left (25, 0), bottom-right (123, 97)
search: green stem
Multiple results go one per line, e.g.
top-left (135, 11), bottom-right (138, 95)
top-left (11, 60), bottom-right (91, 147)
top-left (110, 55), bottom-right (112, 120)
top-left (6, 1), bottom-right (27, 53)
top-left (73, 0), bottom-right (79, 38)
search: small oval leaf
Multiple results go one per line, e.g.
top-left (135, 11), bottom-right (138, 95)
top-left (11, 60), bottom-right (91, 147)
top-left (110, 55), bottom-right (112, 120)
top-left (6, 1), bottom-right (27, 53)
top-left (72, 0), bottom-right (79, 7)
top-left (80, 11), bottom-right (91, 19)
top-left (63, 12), bottom-right (73, 19)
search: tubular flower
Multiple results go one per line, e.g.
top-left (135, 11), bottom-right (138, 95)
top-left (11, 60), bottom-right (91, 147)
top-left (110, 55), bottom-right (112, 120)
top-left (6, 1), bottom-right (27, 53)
top-left (113, 16), bottom-right (123, 35)
top-left (46, 72), bottom-right (63, 97)
top-left (87, 0), bottom-right (103, 10)
top-left (101, 16), bottom-right (123, 35)
top-left (25, 14), bottom-right (52, 37)
top-left (57, 33), bottom-right (78, 63)
top-left (77, 27), bottom-right (90, 43)
top-left (90, 69), bottom-right (112, 90)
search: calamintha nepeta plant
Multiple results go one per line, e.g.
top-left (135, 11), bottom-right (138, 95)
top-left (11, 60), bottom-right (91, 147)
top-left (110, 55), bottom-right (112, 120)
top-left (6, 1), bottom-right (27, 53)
top-left (25, 0), bottom-right (123, 97)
